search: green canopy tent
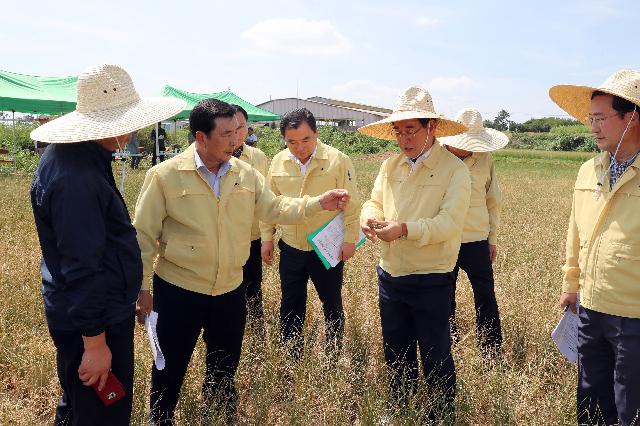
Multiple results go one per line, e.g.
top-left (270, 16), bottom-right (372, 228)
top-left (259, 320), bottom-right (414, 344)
top-left (161, 85), bottom-right (280, 121)
top-left (156, 85), bottom-right (279, 159)
top-left (0, 69), bottom-right (77, 158)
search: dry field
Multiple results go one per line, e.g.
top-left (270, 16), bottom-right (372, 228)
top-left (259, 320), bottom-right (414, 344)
top-left (0, 149), bottom-right (594, 425)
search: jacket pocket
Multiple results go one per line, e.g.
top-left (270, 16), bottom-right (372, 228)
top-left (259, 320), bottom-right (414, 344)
top-left (162, 235), bottom-right (210, 278)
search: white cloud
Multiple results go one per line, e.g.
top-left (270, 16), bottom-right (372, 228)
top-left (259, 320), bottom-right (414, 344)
top-left (241, 19), bottom-right (351, 56)
top-left (331, 80), bottom-right (399, 108)
top-left (416, 16), bottom-right (439, 28)
top-left (427, 76), bottom-right (474, 92)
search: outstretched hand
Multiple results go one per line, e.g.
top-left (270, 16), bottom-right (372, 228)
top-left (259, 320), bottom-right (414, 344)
top-left (319, 189), bottom-right (350, 211)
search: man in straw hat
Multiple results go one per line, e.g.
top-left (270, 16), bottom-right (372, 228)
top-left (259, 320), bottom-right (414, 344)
top-left (440, 108), bottom-right (508, 356)
top-left (30, 64), bottom-right (186, 425)
top-left (550, 69), bottom-right (640, 426)
top-left (133, 98), bottom-right (350, 424)
top-left (359, 86), bottom-right (471, 419)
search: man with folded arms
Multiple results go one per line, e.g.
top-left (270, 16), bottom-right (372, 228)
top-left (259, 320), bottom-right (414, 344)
top-left (30, 64), bottom-right (185, 425)
top-left (260, 108), bottom-right (361, 359)
top-left (134, 99), bottom-right (349, 424)
top-left (551, 70), bottom-right (640, 426)
top-left (359, 86), bottom-right (470, 420)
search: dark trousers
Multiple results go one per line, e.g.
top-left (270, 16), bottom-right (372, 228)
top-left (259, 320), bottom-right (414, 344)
top-left (278, 240), bottom-right (345, 357)
top-left (450, 239), bottom-right (502, 353)
top-left (577, 307), bottom-right (640, 426)
top-left (244, 238), bottom-right (264, 321)
top-left (49, 315), bottom-right (135, 426)
top-left (130, 154), bottom-right (140, 169)
top-left (378, 267), bottom-right (456, 416)
top-left (151, 145), bottom-right (165, 166)
top-left (150, 275), bottom-right (247, 425)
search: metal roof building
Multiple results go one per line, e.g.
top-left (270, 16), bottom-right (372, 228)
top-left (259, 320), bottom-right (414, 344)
top-left (256, 97), bottom-right (391, 129)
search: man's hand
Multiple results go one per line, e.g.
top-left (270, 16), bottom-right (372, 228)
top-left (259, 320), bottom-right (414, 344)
top-left (369, 219), bottom-right (405, 242)
top-left (340, 242), bottom-right (356, 261)
top-left (78, 333), bottom-right (112, 391)
top-left (489, 244), bottom-right (497, 263)
top-left (361, 217), bottom-right (380, 241)
top-left (261, 241), bottom-right (274, 265)
top-left (319, 189), bottom-right (350, 211)
top-left (136, 290), bottom-right (153, 324)
top-left (559, 292), bottom-right (578, 314)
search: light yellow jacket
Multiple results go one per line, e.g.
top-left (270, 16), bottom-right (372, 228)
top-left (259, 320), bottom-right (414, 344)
top-left (563, 152), bottom-right (640, 318)
top-left (238, 144), bottom-right (269, 241)
top-left (461, 153), bottom-right (501, 244)
top-left (360, 141), bottom-right (471, 277)
top-left (134, 144), bottom-right (323, 296)
top-left (260, 141), bottom-right (361, 250)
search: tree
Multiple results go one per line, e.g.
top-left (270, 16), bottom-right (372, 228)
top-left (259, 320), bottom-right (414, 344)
top-left (493, 109), bottom-right (512, 131)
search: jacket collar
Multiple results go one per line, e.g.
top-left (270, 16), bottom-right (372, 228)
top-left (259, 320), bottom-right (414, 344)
top-left (176, 143), bottom-right (240, 176)
top-left (401, 139), bottom-right (443, 172)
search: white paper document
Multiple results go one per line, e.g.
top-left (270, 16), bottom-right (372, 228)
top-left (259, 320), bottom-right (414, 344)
top-left (309, 212), bottom-right (366, 268)
top-left (145, 311), bottom-right (165, 370)
top-left (551, 306), bottom-right (579, 364)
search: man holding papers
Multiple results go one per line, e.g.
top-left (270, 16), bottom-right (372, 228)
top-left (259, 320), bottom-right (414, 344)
top-left (134, 99), bottom-right (350, 424)
top-left (550, 70), bottom-right (640, 426)
top-left (261, 108), bottom-right (361, 359)
top-left (359, 86), bottom-right (470, 420)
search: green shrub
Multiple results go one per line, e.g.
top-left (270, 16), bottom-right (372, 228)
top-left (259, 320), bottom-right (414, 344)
top-left (509, 132), bottom-right (596, 152)
top-left (549, 124), bottom-right (591, 135)
top-left (0, 122), bottom-right (36, 151)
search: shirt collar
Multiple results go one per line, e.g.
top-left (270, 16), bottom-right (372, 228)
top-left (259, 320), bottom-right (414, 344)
top-left (194, 148), bottom-right (231, 176)
top-left (405, 145), bottom-right (433, 171)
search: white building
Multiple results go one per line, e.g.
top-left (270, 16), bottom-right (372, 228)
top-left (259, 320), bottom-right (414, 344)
top-left (256, 97), bottom-right (391, 129)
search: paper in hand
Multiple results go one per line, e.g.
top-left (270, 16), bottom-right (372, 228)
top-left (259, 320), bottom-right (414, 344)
top-left (308, 212), bottom-right (366, 269)
top-left (144, 311), bottom-right (165, 370)
top-left (551, 305), bottom-right (579, 364)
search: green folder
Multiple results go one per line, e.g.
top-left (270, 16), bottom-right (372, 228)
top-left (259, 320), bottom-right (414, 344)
top-left (307, 213), bottom-right (367, 270)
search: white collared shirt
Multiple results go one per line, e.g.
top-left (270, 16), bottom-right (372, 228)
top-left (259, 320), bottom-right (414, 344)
top-left (194, 149), bottom-right (231, 198)
top-left (288, 146), bottom-right (318, 176)
top-left (405, 146), bottom-right (433, 172)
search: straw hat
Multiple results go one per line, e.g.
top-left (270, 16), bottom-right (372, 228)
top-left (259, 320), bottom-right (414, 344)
top-left (358, 86), bottom-right (468, 140)
top-left (439, 108), bottom-right (509, 152)
top-left (30, 64), bottom-right (186, 143)
top-left (549, 69), bottom-right (640, 124)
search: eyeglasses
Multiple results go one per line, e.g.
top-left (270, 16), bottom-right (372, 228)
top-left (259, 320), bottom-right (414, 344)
top-left (587, 113), bottom-right (619, 127)
top-left (390, 127), bottom-right (423, 137)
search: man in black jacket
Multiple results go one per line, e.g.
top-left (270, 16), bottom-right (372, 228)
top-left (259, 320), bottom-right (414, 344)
top-left (30, 64), bottom-right (185, 426)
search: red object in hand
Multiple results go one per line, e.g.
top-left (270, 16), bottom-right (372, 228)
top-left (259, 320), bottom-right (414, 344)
top-left (91, 372), bottom-right (126, 406)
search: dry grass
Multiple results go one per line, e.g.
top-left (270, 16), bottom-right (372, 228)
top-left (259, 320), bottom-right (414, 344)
top-left (0, 151), bottom-right (594, 425)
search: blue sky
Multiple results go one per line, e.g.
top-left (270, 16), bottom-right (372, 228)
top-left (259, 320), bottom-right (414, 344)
top-left (1, 0), bottom-right (638, 122)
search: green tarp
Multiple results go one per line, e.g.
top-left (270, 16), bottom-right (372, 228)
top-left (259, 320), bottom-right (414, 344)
top-left (161, 85), bottom-right (279, 121)
top-left (0, 69), bottom-right (77, 115)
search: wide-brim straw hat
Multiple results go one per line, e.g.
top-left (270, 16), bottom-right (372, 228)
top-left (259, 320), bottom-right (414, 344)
top-left (439, 108), bottom-right (509, 152)
top-left (549, 69), bottom-right (640, 124)
top-left (358, 86), bottom-right (468, 140)
top-left (31, 64), bottom-right (186, 143)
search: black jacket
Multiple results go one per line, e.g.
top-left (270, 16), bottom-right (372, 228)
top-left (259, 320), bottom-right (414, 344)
top-left (31, 142), bottom-right (142, 336)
